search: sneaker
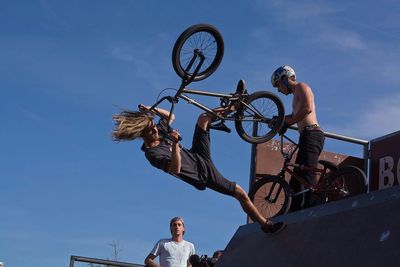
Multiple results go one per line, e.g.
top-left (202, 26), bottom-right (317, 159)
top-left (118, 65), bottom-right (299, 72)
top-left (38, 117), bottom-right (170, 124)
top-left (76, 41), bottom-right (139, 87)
top-left (261, 221), bottom-right (285, 234)
top-left (209, 121), bottom-right (231, 133)
top-left (235, 79), bottom-right (247, 94)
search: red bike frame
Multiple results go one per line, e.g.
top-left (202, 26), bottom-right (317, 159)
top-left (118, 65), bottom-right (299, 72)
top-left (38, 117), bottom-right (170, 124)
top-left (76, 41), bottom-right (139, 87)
top-left (278, 134), bottom-right (334, 194)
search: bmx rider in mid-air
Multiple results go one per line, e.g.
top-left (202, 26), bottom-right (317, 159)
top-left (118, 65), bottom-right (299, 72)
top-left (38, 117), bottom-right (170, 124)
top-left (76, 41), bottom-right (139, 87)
top-left (112, 104), bottom-right (283, 233)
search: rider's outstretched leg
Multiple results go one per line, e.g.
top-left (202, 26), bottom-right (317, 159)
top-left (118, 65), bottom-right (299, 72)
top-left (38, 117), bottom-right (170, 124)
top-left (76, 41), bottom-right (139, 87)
top-left (197, 112), bottom-right (285, 234)
top-left (234, 185), bottom-right (284, 234)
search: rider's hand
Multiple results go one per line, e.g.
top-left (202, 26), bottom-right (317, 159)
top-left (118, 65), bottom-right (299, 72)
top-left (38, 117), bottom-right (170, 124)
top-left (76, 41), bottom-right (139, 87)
top-left (169, 129), bottom-right (181, 143)
top-left (268, 116), bottom-right (279, 129)
top-left (138, 104), bottom-right (150, 112)
top-left (279, 122), bottom-right (290, 136)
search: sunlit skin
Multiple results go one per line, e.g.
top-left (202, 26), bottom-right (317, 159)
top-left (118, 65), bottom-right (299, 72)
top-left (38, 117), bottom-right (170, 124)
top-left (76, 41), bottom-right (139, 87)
top-left (142, 120), bottom-right (161, 147)
top-left (276, 81), bottom-right (291, 95)
top-left (170, 220), bottom-right (185, 242)
top-left (275, 78), bottom-right (319, 131)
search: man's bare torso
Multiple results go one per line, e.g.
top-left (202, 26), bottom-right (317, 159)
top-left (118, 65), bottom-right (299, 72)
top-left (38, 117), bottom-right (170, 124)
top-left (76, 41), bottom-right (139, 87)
top-left (292, 82), bottom-right (319, 131)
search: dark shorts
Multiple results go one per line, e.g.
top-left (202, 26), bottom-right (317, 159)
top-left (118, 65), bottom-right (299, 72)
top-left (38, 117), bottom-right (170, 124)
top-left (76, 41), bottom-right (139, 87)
top-left (190, 124), bottom-right (236, 196)
top-left (290, 128), bottom-right (325, 211)
top-left (293, 128), bottom-right (325, 185)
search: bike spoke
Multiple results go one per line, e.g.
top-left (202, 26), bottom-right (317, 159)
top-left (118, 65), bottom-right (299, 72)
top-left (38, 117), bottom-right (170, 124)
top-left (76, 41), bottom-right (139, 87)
top-left (253, 181), bottom-right (286, 218)
top-left (240, 96), bottom-right (280, 138)
top-left (173, 24), bottom-right (224, 82)
top-left (325, 170), bottom-right (363, 201)
top-left (180, 31), bottom-right (218, 74)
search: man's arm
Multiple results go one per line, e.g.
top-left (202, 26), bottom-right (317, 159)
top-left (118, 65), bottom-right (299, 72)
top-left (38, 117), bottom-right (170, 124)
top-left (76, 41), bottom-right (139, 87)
top-left (167, 130), bottom-right (181, 175)
top-left (144, 253), bottom-right (160, 267)
top-left (285, 83), bottom-right (313, 125)
top-left (139, 104), bottom-right (175, 125)
top-left (187, 243), bottom-right (195, 267)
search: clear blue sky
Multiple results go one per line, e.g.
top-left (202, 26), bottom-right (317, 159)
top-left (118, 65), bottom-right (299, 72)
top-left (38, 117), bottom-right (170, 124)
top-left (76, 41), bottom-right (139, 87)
top-left (1, 1), bottom-right (400, 266)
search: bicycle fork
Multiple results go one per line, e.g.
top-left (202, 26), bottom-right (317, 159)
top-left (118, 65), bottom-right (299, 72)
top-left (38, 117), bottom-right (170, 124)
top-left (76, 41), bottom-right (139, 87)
top-left (264, 180), bottom-right (285, 204)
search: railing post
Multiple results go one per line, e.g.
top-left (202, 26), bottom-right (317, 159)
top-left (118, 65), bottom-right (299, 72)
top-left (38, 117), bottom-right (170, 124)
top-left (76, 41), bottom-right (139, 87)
top-left (70, 256), bottom-right (75, 267)
top-left (363, 143), bottom-right (370, 192)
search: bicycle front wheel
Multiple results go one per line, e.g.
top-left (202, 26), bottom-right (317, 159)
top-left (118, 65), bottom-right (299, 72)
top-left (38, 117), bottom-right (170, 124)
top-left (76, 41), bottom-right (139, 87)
top-left (235, 91), bottom-right (284, 144)
top-left (325, 165), bottom-right (367, 202)
top-left (172, 24), bottom-right (224, 82)
top-left (249, 175), bottom-right (292, 219)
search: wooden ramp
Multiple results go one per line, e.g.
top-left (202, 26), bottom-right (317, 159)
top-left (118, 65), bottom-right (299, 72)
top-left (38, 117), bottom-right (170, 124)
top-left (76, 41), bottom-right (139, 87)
top-left (215, 186), bottom-right (400, 267)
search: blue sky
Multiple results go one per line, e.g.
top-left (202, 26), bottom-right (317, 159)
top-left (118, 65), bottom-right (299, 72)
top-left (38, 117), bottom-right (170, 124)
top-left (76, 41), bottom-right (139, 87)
top-left (1, 0), bottom-right (400, 266)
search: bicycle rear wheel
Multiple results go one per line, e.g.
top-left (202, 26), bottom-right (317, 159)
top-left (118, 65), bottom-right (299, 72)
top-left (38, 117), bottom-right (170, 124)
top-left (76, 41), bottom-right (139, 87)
top-left (172, 24), bottom-right (224, 82)
top-left (249, 175), bottom-right (292, 219)
top-left (325, 165), bottom-right (367, 202)
top-left (235, 91), bottom-right (284, 144)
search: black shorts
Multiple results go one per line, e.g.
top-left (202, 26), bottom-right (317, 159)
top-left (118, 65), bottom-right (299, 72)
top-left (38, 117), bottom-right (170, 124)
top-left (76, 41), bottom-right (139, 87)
top-left (190, 124), bottom-right (236, 196)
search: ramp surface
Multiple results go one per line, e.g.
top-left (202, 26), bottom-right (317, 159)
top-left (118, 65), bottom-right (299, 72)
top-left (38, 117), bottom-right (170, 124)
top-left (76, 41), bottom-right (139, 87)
top-left (216, 186), bottom-right (400, 267)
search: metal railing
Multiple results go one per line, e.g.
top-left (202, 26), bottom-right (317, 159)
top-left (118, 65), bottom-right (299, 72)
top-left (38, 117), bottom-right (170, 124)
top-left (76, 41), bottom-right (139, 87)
top-left (70, 255), bottom-right (145, 267)
top-left (322, 129), bottom-right (369, 177)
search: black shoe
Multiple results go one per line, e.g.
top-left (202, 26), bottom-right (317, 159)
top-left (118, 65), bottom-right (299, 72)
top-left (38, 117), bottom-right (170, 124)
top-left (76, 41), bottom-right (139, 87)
top-left (261, 221), bottom-right (285, 234)
top-left (236, 79), bottom-right (247, 94)
top-left (209, 121), bottom-right (231, 133)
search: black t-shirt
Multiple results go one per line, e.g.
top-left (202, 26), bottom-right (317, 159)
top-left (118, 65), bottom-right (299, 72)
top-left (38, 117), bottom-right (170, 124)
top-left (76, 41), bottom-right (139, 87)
top-left (141, 123), bottom-right (207, 190)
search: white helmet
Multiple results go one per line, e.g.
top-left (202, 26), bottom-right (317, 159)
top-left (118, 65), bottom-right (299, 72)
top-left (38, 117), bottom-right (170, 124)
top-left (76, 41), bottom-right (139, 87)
top-left (271, 65), bottom-right (296, 87)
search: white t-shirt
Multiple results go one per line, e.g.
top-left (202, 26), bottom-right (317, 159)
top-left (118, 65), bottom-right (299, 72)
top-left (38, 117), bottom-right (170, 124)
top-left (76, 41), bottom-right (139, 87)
top-left (150, 238), bottom-right (195, 267)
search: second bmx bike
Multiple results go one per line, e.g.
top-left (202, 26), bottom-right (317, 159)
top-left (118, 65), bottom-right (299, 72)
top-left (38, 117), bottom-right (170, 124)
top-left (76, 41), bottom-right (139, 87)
top-left (249, 134), bottom-right (368, 218)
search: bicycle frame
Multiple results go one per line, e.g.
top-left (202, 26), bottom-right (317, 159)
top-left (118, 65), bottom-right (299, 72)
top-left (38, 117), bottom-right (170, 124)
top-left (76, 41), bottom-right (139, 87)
top-left (278, 134), bottom-right (331, 195)
top-left (149, 50), bottom-right (264, 125)
top-left (150, 86), bottom-right (246, 122)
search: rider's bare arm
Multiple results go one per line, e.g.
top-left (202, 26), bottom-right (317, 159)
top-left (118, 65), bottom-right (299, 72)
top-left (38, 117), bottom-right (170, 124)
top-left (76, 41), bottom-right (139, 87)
top-left (285, 83), bottom-right (313, 125)
top-left (139, 104), bottom-right (175, 125)
top-left (167, 130), bottom-right (182, 175)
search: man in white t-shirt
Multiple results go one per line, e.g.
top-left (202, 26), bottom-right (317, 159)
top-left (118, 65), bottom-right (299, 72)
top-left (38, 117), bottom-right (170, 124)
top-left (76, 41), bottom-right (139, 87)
top-left (144, 217), bottom-right (195, 267)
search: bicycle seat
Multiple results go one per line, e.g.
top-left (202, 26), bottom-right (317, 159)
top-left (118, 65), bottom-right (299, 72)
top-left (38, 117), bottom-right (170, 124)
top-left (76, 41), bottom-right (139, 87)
top-left (209, 121), bottom-right (231, 133)
top-left (318, 160), bottom-right (338, 171)
top-left (235, 79), bottom-right (247, 94)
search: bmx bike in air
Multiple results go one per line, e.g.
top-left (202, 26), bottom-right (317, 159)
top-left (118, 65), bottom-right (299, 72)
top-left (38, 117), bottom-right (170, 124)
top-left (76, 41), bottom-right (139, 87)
top-left (149, 23), bottom-right (285, 144)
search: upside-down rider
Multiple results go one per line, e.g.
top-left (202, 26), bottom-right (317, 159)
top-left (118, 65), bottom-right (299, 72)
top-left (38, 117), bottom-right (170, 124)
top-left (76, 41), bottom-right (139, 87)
top-left (112, 104), bottom-right (283, 233)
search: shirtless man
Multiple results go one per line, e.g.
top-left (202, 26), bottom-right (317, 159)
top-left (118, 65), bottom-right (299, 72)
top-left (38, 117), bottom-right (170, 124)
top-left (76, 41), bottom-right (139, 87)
top-left (271, 65), bottom-right (325, 211)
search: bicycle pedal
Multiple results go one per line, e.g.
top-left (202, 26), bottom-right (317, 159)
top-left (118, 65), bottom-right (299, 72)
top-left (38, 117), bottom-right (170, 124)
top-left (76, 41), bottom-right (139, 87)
top-left (209, 121), bottom-right (231, 133)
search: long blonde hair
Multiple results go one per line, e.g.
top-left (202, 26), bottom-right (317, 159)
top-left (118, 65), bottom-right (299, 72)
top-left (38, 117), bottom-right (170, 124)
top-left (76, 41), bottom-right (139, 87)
top-left (112, 110), bottom-right (154, 141)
